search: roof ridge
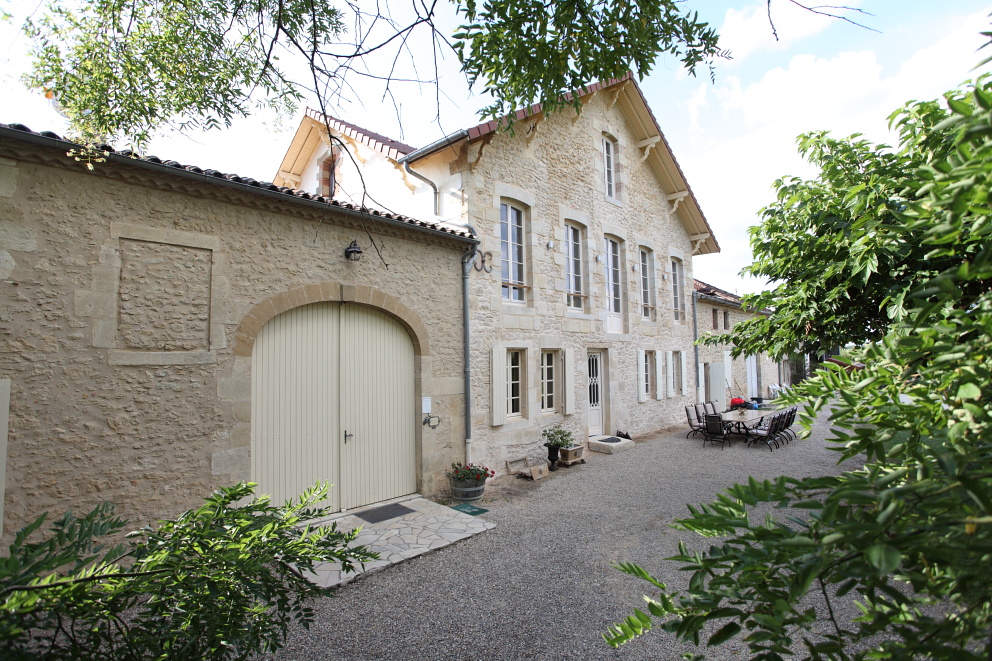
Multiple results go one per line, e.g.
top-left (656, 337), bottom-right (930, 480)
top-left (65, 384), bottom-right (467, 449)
top-left (304, 108), bottom-right (416, 158)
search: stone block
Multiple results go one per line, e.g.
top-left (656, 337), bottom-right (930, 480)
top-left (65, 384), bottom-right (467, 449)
top-left (73, 290), bottom-right (116, 319)
top-left (587, 436), bottom-right (635, 454)
top-left (211, 447), bottom-right (250, 477)
top-left (0, 222), bottom-right (36, 252)
top-left (319, 281), bottom-right (340, 301)
top-left (0, 159), bottom-right (16, 198)
top-left (89, 265), bottom-right (118, 292)
top-left (229, 423), bottom-right (251, 448)
top-left (108, 350), bottom-right (216, 366)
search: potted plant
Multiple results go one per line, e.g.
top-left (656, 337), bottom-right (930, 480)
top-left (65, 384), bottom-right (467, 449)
top-left (446, 462), bottom-right (495, 502)
top-left (541, 424), bottom-right (583, 470)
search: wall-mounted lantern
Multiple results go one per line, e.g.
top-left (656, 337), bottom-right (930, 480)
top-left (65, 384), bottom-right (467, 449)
top-left (345, 240), bottom-right (363, 261)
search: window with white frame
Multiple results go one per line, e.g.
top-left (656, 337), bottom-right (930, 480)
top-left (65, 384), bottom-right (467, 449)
top-left (605, 237), bottom-right (622, 314)
top-left (501, 202), bottom-right (526, 302)
top-left (672, 257), bottom-right (684, 322)
top-left (507, 349), bottom-right (524, 417)
top-left (603, 136), bottom-right (617, 198)
top-left (541, 350), bottom-right (557, 413)
top-left (639, 248), bottom-right (655, 320)
top-left (564, 223), bottom-right (584, 309)
top-left (639, 350), bottom-right (656, 401)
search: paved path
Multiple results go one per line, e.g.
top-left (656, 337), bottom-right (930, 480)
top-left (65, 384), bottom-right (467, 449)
top-left (266, 412), bottom-right (860, 661)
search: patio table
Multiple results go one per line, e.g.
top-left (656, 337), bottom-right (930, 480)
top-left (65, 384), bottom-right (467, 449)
top-left (723, 408), bottom-right (767, 436)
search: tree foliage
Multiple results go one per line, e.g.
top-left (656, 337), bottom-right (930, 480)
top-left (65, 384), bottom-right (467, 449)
top-left (24, 0), bottom-right (346, 147)
top-left (606, 73), bottom-right (992, 659)
top-left (0, 482), bottom-right (376, 660)
top-left (20, 0), bottom-right (725, 149)
top-left (453, 0), bottom-right (722, 121)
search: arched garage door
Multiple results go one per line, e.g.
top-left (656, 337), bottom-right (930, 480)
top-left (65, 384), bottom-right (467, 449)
top-left (251, 302), bottom-right (416, 511)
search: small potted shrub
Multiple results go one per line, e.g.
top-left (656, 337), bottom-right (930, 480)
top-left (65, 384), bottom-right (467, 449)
top-left (541, 424), bottom-right (583, 470)
top-left (446, 462), bottom-right (495, 502)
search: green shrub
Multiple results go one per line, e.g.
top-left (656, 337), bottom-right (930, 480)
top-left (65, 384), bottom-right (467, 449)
top-left (0, 482), bottom-right (376, 660)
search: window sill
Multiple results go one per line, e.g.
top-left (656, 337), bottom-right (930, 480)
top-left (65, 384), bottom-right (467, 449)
top-left (604, 196), bottom-right (623, 208)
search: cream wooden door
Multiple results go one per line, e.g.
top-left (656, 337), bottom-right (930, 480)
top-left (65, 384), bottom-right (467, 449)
top-left (252, 303), bottom-right (415, 511)
top-left (587, 351), bottom-right (604, 436)
top-left (339, 304), bottom-right (415, 510)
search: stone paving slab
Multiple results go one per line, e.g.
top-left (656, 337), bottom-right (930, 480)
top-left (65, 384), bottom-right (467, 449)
top-left (306, 495), bottom-right (495, 588)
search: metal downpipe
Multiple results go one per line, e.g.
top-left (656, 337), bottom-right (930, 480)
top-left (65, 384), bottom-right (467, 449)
top-left (402, 161), bottom-right (440, 216)
top-left (692, 289), bottom-right (700, 403)
top-left (461, 235), bottom-right (478, 464)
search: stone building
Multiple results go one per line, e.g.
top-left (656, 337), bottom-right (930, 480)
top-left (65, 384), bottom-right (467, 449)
top-left (0, 123), bottom-right (477, 541)
top-left (274, 76), bottom-right (725, 473)
top-left (693, 279), bottom-right (790, 411)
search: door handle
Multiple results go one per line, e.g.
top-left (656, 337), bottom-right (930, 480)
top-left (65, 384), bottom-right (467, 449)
top-left (344, 430), bottom-right (354, 444)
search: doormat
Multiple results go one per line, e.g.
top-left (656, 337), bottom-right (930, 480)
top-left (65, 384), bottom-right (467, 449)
top-left (355, 503), bottom-right (415, 524)
top-left (450, 502), bottom-right (488, 516)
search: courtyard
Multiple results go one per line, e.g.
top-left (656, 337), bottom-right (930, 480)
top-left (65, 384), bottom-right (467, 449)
top-left (263, 410), bottom-right (861, 660)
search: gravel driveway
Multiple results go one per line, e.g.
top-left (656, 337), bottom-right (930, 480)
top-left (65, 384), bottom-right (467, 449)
top-left (266, 411), bottom-right (861, 661)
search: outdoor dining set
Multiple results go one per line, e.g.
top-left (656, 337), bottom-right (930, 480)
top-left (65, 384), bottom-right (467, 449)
top-left (685, 402), bottom-right (799, 451)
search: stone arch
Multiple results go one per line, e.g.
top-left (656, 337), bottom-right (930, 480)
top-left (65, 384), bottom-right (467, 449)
top-left (233, 282), bottom-right (431, 358)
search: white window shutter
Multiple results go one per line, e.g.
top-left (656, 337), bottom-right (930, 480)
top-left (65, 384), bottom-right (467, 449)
top-left (680, 351), bottom-right (688, 396)
top-left (666, 350), bottom-right (674, 398)
top-left (637, 350), bottom-right (646, 403)
top-left (492, 347), bottom-right (507, 426)
top-left (655, 352), bottom-right (665, 400)
top-left (562, 348), bottom-right (575, 415)
top-left (724, 351), bottom-right (733, 397)
top-left (697, 361), bottom-right (705, 403)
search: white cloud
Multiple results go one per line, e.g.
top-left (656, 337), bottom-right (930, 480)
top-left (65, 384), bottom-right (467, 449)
top-left (718, 0), bottom-right (864, 63)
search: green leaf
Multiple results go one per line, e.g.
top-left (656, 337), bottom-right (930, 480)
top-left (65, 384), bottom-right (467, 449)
top-left (707, 621), bottom-right (741, 647)
top-left (864, 544), bottom-right (902, 574)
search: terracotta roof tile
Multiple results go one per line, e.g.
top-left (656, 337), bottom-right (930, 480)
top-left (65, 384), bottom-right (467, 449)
top-left (0, 122), bottom-right (475, 241)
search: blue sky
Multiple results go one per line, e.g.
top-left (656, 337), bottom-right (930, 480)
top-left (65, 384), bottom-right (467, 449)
top-left (2, 1), bottom-right (991, 293)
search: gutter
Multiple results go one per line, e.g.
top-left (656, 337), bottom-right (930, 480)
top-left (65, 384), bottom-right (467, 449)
top-left (396, 130), bottom-right (468, 219)
top-left (0, 126), bottom-right (476, 246)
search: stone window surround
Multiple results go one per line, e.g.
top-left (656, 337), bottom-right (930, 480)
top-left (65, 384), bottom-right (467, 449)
top-left (638, 245), bottom-right (657, 322)
top-left (560, 205), bottom-right (592, 313)
top-left (74, 222), bottom-right (225, 366)
top-left (669, 246), bottom-right (688, 325)
top-left (540, 349), bottom-right (559, 415)
top-left (493, 182), bottom-right (536, 309)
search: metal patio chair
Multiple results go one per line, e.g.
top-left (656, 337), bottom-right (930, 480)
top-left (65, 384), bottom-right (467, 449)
top-left (685, 405), bottom-right (705, 438)
top-left (702, 413), bottom-right (731, 450)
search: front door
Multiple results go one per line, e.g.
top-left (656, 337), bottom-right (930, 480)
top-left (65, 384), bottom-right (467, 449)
top-left (251, 302), bottom-right (416, 511)
top-left (587, 351), bottom-right (604, 436)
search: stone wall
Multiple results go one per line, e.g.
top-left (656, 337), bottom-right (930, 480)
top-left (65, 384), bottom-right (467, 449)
top-left (697, 301), bottom-right (787, 405)
top-left (0, 137), bottom-right (471, 543)
top-left (448, 90), bottom-right (703, 471)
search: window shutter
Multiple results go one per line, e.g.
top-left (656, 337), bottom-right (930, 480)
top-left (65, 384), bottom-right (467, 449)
top-left (680, 351), bottom-right (688, 396)
top-left (666, 350), bottom-right (674, 398)
top-left (562, 348), bottom-right (575, 415)
top-left (724, 351), bottom-right (733, 396)
top-left (655, 352), bottom-right (665, 400)
top-left (697, 361), bottom-right (705, 403)
top-left (492, 347), bottom-right (507, 426)
top-left (637, 350), bottom-right (646, 403)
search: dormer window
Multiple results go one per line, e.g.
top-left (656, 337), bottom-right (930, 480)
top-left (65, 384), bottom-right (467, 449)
top-left (603, 136), bottom-right (616, 198)
top-left (319, 151), bottom-right (338, 198)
